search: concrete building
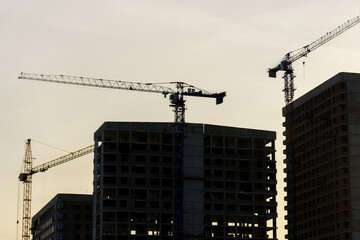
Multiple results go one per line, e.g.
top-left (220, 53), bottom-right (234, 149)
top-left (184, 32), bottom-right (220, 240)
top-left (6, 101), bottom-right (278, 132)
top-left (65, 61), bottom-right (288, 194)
top-left (283, 72), bottom-right (360, 240)
top-left (93, 122), bottom-right (277, 240)
top-left (31, 193), bottom-right (92, 240)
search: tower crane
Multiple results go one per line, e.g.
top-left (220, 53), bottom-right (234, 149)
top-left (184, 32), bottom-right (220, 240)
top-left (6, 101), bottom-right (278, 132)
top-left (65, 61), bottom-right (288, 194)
top-left (19, 72), bottom-right (226, 240)
top-left (18, 139), bottom-right (94, 240)
top-left (269, 15), bottom-right (360, 105)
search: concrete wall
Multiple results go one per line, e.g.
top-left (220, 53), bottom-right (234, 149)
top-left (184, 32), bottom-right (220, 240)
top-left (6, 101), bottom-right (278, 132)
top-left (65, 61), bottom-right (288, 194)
top-left (183, 124), bottom-right (204, 239)
top-left (347, 79), bottom-right (360, 236)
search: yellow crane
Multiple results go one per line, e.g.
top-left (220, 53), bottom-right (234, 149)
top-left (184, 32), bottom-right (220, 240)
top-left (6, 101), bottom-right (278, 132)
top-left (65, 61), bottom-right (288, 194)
top-left (18, 139), bottom-right (94, 240)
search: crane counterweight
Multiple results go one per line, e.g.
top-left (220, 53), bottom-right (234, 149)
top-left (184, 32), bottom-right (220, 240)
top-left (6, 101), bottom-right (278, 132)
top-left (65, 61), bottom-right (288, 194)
top-left (18, 173), bottom-right (29, 182)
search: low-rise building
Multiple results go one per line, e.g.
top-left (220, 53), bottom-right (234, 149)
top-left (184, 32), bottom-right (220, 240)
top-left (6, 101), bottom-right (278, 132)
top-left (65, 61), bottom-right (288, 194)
top-left (32, 193), bottom-right (92, 240)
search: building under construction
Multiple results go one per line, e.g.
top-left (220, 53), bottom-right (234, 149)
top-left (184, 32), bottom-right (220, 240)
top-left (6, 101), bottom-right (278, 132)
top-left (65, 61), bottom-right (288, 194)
top-left (93, 122), bottom-right (277, 240)
top-left (283, 72), bottom-right (360, 240)
top-left (31, 194), bottom-right (92, 240)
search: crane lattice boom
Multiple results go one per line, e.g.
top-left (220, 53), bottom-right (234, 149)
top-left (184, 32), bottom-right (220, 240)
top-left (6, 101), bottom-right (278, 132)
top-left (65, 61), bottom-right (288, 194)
top-left (286, 16), bottom-right (360, 64)
top-left (19, 72), bottom-right (173, 96)
top-left (31, 145), bottom-right (94, 174)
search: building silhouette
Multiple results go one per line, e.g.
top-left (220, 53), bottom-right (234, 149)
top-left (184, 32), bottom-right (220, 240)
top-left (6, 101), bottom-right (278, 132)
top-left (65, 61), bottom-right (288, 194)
top-left (283, 72), bottom-right (360, 240)
top-left (31, 193), bottom-right (92, 240)
top-left (93, 122), bottom-right (277, 240)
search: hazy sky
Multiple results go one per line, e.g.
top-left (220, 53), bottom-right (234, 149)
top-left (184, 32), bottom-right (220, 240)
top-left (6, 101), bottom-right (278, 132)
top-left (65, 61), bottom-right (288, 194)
top-left (1, 1), bottom-right (360, 239)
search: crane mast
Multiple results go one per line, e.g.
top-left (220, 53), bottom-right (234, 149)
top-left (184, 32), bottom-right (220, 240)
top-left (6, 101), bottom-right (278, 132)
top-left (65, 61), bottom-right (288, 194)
top-left (18, 140), bottom-right (94, 240)
top-left (269, 15), bottom-right (360, 105)
top-left (20, 139), bottom-right (32, 240)
top-left (19, 72), bottom-right (226, 240)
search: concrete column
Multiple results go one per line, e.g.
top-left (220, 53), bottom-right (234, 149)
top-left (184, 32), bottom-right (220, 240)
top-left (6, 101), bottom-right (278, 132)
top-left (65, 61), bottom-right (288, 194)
top-left (183, 128), bottom-right (204, 240)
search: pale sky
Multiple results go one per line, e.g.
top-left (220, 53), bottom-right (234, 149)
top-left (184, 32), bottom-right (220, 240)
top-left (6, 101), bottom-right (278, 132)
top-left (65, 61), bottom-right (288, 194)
top-left (1, 1), bottom-right (360, 239)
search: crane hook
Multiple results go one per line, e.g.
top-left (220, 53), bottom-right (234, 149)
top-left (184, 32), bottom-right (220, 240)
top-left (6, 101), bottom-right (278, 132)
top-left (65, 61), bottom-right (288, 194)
top-left (303, 61), bottom-right (306, 79)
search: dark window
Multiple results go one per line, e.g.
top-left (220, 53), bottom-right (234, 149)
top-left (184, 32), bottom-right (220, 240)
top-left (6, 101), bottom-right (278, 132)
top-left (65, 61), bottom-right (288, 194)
top-left (118, 189), bottom-right (129, 197)
top-left (135, 178), bottom-right (146, 185)
top-left (120, 200), bottom-right (127, 208)
top-left (214, 170), bottom-right (223, 177)
top-left (149, 132), bottom-right (161, 144)
top-left (150, 167), bottom-right (160, 175)
top-left (135, 155), bottom-right (146, 163)
top-left (163, 202), bottom-right (172, 209)
top-left (150, 178), bottom-right (160, 186)
top-left (214, 204), bottom-right (223, 211)
top-left (132, 131), bottom-right (147, 143)
top-left (135, 201), bottom-right (146, 208)
top-left (103, 212), bottom-right (116, 222)
top-left (163, 156), bottom-right (173, 164)
top-left (132, 166), bottom-right (146, 174)
top-left (149, 190), bottom-right (160, 198)
top-left (118, 131), bottom-right (130, 142)
top-left (120, 177), bottom-right (127, 184)
top-left (150, 156), bottom-right (159, 163)
top-left (104, 154), bottom-right (116, 163)
top-left (104, 131), bottom-right (116, 141)
top-left (103, 177), bottom-right (116, 185)
top-left (163, 167), bottom-right (172, 175)
top-left (162, 133), bottom-right (173, 144)
top-left (162, 179), bottom-right (173, 186)
top-left (104, 165), bottom-right (116, 174)
top-left (212, 136), bottom-right (223, 147)
top-left (151, 201), bottom-right (159, 208)
top-left (162, 190), bottom-right (172, 198)
top-left (103, 200), bottom-right (116, 207)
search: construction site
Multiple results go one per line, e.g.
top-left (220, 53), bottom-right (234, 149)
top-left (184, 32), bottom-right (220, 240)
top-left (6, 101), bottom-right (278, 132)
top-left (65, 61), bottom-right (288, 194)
top-left (17, 73), bottom-right (277, 240)
top-left (10, 4), bottom-right (360, 240)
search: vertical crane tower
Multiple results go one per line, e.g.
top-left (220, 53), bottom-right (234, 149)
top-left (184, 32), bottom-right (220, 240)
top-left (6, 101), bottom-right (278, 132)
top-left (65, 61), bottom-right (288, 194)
top-left (19, 72), bottom-right (226, 240)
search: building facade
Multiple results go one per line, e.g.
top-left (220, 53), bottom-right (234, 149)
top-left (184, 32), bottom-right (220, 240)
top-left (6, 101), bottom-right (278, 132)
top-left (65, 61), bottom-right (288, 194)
top-left (32, 193), bottom-right (92, 240)
top-left (93, 122), bottom-right (277, 240)
top-left (283, 72), bottom-right (360, 240)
